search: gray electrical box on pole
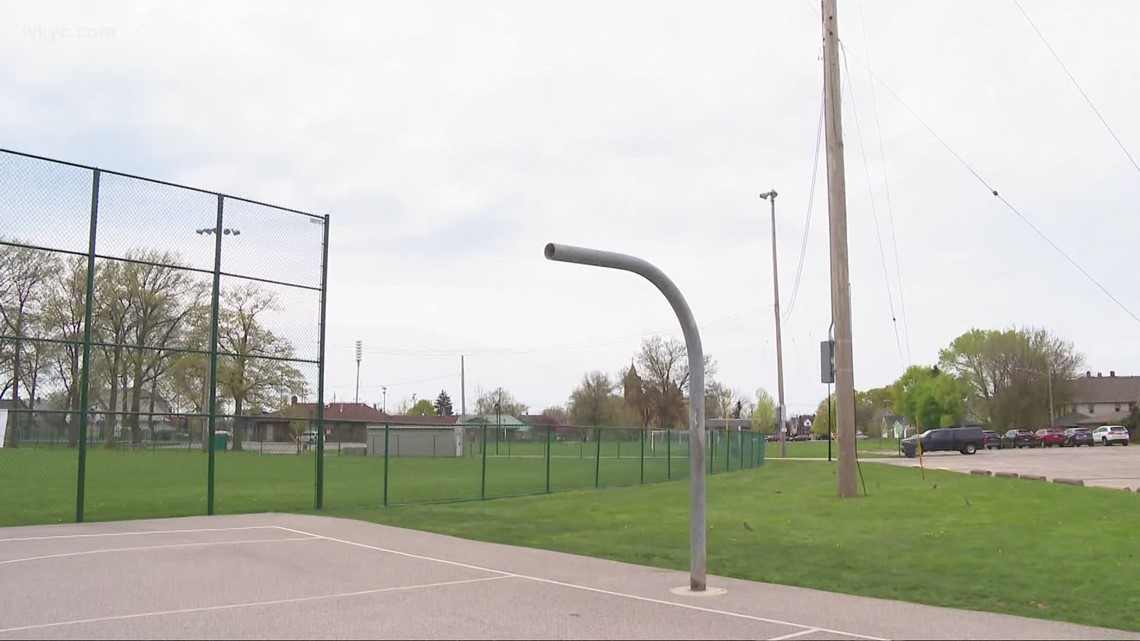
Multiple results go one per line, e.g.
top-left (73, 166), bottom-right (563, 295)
top-left (821, 340), bottom-right (835, 384)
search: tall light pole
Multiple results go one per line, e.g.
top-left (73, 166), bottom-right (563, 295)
top-left (381, 386), bottom-right (387, 413)
top-left (354, 340), bottom-right (362, 404)
top-left (760, 190), bottom-right (787, 459)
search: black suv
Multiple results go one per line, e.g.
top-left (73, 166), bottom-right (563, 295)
top-left (900, 427), bottom-right (985, 458)
top-left (1001, 429), bottom-right (1036, 449)
top-left (1063, 428), bottom-right (1094, 447)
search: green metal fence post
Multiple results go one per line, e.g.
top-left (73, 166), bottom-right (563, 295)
top-left (314, 214), bottom-right (329, 510)
top-left (545, 425), bottom-right (552, 493)
top-left (75, 168), bottom-right (100, 523)
top-left (205, 194), bottom-right (224, 516)
top-left (594, 427), bottom-right (601, 488)
top-left (640, 428), bottom-right (645, 484)
top-left (382, 423), bottom-right (390, 507)
top-left (666, 428), bottom-right (671, 480)
top-left (480, 424), bottom-right (488, 499)
top-left (739, 431), bottom-right (744, 470)
top-left (617, 437), bottom-right (621, 459)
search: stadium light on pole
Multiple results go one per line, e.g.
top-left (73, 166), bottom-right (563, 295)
top-left (544, 242), bottom-right (719, 595)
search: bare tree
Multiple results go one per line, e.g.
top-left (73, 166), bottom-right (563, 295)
top-left (474, 387), bottom-right (528, 417)
top-left (634, 335), bottom-right (716, 429)
top-left (0, 242), bottom-right (60, 447)
top-left (41, 256), bottom-right (87, 446)
top-left (120, 252), bottom-right (205, 446)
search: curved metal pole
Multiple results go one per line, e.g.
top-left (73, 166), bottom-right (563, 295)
top-left (544, 242), bottom-right (707, 591)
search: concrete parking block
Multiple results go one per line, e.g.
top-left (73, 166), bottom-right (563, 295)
top-left (1020, 474), bottom-right (1047, 481)
top-left (995, 472), bottom-right (1020, 478)
top-left (1053, 478), bottom-right (1085, 486)
top-left (970, 470), bottom-right (992, 476)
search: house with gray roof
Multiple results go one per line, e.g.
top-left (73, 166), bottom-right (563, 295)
top-left (1057, 371), bottom-right (1140, 427)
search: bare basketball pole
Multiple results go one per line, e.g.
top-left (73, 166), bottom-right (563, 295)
top-left (544, 243), bottom-right (709, 592)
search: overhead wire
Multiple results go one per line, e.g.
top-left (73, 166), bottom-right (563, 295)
top-left (332, 307), bottom-right (774, 357)
top-left (782, 88), bottom-right (825, 325)
top-left (857, 0), bottom-right (912, 364)
top-left (1013, 0), bottom-right (1140, 180)
top-left (840, 45), bottom-right (906, 369)
top-left (840, 43), bottom-right (1140, 329)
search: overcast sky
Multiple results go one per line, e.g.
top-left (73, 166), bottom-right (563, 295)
top-left (4, 1), bottom-right (1140, 417)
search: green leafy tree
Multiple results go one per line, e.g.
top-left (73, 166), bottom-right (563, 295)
top-left (433, 390), bottom-right (454, 416)
top-left (939, 327), bottom-right (1082, 428)
top-left (892, 365), bottom-right (969, 430)
top-left (750, 388), bottom-right (777, 434)
top-left (568, 371), bottom-right (621, 426)
top-left (216, 284), bottom-right (308, 451)
top-left (813, 395), bottom-right (836, 437)
top-left (408, 399), bottom-right (435, 416)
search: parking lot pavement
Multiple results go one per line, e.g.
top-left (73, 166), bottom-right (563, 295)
top-left (869, 444), bottom-right (1140, 490)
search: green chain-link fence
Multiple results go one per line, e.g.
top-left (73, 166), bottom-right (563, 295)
top-left (1, 148), bottom-right (766, 528)
top-left (0, 148), bottom-right (329, 525)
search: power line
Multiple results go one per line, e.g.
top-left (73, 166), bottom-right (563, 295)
top-left (331, 307), bottom-right (774, 357)
top-left (1013, 0), bottom-right (1140, 179)
top-left (857, 0), bottom-right (911, 364)
top-left (782, 88), bottom-right (825, 324)
top-left (840, 43), bottom-right (1140, 329)
top-left (841, 44), bottom-right (905, 369)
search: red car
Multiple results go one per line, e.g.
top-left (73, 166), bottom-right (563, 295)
top-left (1034, 428), bottom-right (1066, 447)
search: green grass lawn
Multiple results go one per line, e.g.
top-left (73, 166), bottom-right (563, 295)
top-left (0, 442), bottom-right (759, 526)
top-left (330, 461), bottom-right (1140, 632)
top-left (5, 446), bottom-right (1136, 630)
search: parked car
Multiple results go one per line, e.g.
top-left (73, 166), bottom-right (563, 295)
top-left (792, 434), bottom-right (812, 442)
top-left (1001, 429), bottom-right (1037, 449)
top-left (982, 430), bottom-right (1002, 450)
top-left (900, 427), bottom-right (984, 458)
top-left (1063, 428), bottom-right (1094, 447)
top-left (1091, 425), bottom-right (1131, 446)
top-left (1034, 428), bottom-right (1066, 448)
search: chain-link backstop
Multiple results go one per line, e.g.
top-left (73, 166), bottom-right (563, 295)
top-left (0, 148), bottom-right (329, 524)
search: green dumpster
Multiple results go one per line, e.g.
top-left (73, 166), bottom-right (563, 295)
top-left (211, 432), bottom-right (229, 451)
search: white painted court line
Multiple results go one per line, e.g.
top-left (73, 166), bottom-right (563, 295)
top-left (768, 628), bottom-right (823, 640)
top-left (274, 526), bottom-right (885, 641)
top-left (0, 525), bottom-right (280, 543)
top-left (273, 525), bottom-right (517, 577)
top-left (0, 536), bottom-right (317, 566)
top-left (0, 575), bottom-right (511, 635)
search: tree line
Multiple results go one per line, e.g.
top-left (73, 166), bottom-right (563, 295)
top-left (0, 241), bottom-right (308, 450)
top-left (810, 326), bottom-right (1088, 436)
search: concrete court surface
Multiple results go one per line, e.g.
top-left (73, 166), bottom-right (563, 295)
top-left (1, 514), bottom-right (1137, 640)
top-left (867, 444), bottom-right (1140, 490)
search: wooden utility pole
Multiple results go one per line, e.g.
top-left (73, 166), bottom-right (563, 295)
top-left (460, 355), bottom-right (466, 416)
top-left (821, 0), bottom-right (858, 498)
